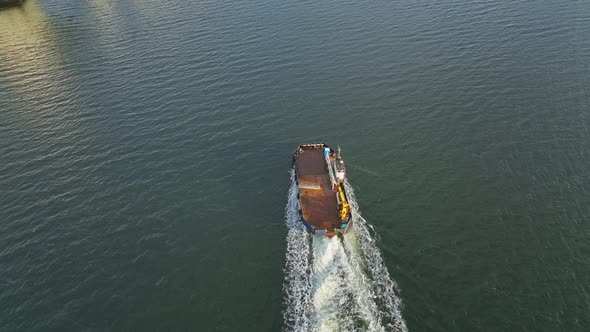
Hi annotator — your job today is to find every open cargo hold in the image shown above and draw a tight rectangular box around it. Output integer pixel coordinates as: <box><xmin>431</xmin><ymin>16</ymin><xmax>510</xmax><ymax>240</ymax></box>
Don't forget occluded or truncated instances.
<box><xmin>293</xmin><ymin>143</ymin><xmax>352</xmax><ymax>236</ymax></box>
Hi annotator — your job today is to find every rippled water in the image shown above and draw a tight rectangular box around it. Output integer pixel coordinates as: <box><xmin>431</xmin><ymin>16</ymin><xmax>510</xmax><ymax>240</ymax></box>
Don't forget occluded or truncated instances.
<box><xmin>1</xmin><ymin>0</ymin><xmax>589</xmax><ymax>331</ymax></box>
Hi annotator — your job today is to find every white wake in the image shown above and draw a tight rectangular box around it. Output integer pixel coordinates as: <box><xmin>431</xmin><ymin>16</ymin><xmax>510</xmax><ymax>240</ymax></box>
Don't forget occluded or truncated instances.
<box><xmin>283</xmin><ymin>170</ymin><xmax>408</xmax><ymax>332</ymax></box>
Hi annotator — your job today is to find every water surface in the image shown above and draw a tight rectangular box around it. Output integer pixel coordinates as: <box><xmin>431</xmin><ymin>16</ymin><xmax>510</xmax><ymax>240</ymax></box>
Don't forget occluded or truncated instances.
<box><xmin>1</xmin><ymin>0</ymin><xmax>589</xmax><ymax>331</ymax></box>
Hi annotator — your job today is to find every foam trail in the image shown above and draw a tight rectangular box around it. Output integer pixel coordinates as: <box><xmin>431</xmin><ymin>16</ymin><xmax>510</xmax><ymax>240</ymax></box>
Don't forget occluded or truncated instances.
<box><xmin>283</xmin><ymin>169</ymin><xmax>408</xmax><ymax>332</ymax></box>
<box><xmin>283</xmin><ymin>169</ymin><xmax>313</xmax><ymax>331</ymax></box>
<box><xmin>344</xmin><ymin>181</ymin><xmax>407</xmax><ymax>332</ymax></box>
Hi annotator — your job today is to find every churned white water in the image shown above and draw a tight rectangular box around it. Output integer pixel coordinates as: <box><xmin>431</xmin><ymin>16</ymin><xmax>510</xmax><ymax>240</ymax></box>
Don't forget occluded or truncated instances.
<box><xmin>283</xmin><ymin>170</ymin><xmax>407</xmax><ymax>332</ymax></box>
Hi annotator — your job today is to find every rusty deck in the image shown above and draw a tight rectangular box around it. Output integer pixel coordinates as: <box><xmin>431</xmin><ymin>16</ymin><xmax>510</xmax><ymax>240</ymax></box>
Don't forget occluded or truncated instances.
<box><xmin>294</xmin><ymin>146</ymin><xmax>341</xmax><ymax>234</ymax></box>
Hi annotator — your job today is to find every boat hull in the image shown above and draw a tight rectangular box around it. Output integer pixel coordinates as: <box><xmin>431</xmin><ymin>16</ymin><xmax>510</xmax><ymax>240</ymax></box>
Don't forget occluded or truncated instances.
<box><xmin>293</xmin><ymin>143</ymin><xmax>352</xmax><ymax>236</ymax></box>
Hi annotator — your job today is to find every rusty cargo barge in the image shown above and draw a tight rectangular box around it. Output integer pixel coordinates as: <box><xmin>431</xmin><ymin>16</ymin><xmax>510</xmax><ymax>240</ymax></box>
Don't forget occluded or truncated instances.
<box><xmin>293</xmin><ymin>143</ymin><xmax>352</xmax><ymax>236</ymax></box>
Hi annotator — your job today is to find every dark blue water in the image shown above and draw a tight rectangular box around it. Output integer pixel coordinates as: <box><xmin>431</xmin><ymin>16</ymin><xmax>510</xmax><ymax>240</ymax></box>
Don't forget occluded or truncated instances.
<box><xmin>1</xmin><ymin>0</ymin><xmax>589</xmax><ymax>331</ymax></box>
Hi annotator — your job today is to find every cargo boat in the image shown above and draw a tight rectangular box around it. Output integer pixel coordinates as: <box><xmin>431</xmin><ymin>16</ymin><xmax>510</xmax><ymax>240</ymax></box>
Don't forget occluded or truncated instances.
<box><xmin>293</xmin><ymin>143</ymin><xmax>352</xmax><ymax>236</ymax></box>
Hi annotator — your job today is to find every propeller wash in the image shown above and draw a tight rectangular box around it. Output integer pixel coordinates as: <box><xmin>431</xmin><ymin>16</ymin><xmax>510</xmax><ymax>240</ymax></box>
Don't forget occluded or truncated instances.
<box><xmin>283</xmin><ymin>169</ymin><xmax>408</xmax><ymax>332</ymax></box>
